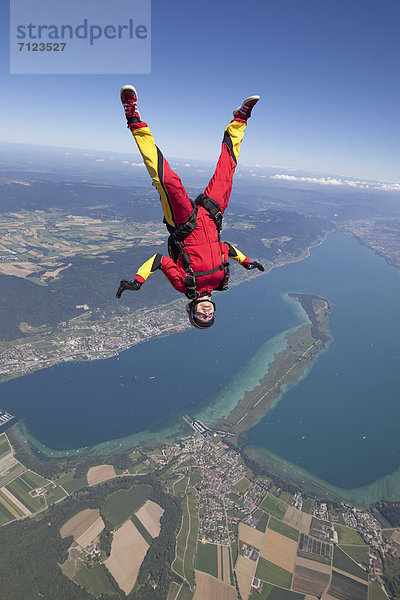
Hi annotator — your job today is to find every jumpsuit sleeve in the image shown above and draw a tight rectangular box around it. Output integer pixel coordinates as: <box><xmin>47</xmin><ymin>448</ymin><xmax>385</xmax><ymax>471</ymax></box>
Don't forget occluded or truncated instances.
<box><xmin>135</xmin><ymin>253</ymin><xmax>186</xmax><ymax>293</ymax></box>
<box><xmin>135</xmin><ymin>253</ymin><xmax>163</xmax><ymax>283</ymax></box>
<box><xmin>224</xmin><ymin>242</ymin><xmax>251</xmax><ymax>266</ymax></box>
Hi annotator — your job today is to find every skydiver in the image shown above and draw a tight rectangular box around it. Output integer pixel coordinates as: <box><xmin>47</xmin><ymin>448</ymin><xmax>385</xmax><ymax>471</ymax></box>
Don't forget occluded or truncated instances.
<box><xmin>116</xmin><ymin>85</ymin><xmax>265</xmax><ymax>329</ymax></box>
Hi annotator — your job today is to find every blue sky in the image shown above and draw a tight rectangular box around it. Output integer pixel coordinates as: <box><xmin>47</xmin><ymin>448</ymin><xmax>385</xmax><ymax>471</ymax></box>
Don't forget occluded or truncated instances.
<box><xmin>1</xmin><ymin>0</ymin><xmax>399</xmax><ymax>182</ymax></box>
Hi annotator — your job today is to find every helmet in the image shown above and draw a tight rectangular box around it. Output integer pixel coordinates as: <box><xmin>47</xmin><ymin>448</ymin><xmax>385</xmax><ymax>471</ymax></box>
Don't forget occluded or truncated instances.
<box><xmin>186</xmin><ymin>299</ymin><xmax>216</xmax><ymax>329</ymax></box>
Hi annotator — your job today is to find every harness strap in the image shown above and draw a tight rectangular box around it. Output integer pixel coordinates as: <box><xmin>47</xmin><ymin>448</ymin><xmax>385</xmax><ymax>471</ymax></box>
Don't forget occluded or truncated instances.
<box><xmin>166</xmin><ymin>194</ymin><xmax>228</xmax><ymax>298</ymax></box>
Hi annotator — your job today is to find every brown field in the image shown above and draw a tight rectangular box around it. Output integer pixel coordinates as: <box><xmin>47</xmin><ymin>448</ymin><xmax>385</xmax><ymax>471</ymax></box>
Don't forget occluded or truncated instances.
<box><xmin>295</xmin><ymin>556</ymin><xmax>331</xmax><ymax>574</ymax></box>
<box><xmin>284</xmin><ymin>505</ymin><xmax>312</xmax><ymax>533</ymax></box>
<box><xmin>105</xmin><ymin>519</ymin><xmax>149</xmax><ymax>595</ymax></box>
<box><xmin>135</xmin><ymin>499</ymin><xmax>164</xmax><ymax>538</ymax></box>
<box><xmin>292</xmin><ymin>564</ymin><xmax>331</xmax><ymax>597</ymax></box>
<box><xmin>217</xmin><ymin>544</ymin><xmax>222</xmax><ymax>579</ymax></box>
<box><xmin>260</xmin><ymin>529</ymin><xmax>298</xmax><ymax>572</ymax></box>
<box><xmin>87</xmin><ymin>464</ymin><xmax>116</xmax><ymax>486</ymax></box>
<box><xmin>60</xmin><ymin>508</ymin><xmax>100</xmax><ymax>540</ymax></box>
<box><xmin>0</xmin><ymin>263</ymin><xmax>36</xmax><ymax>277</ymax></box>
<box><xmin>43</xmin><ymin>263</ymin><xmax>72</xmax><ymax>278</ymax></box>
<box><xmin>193</xmin><ymin>570</ymin><xmax>236</xmax><ymax>600</ymax></box>
<box><xmin>238</xmin><ymin>522</ymin><xmax>265</xmax><ymax>549</ymax></box>
<box><xmin>392</xmin><ymin>529</ymin><xmax>400</xmax><ymax>544</ymax></box>
<box><xmin>235</xmin><ymin>555</ymin><xmax>256</xmax><ymax>600</ymax></box>
<box><xmin>222</xmin><ymin>545</ymin><xmax>230</xmax><ymax>584</ymax></box>
<box><xmin>76</xmin><ymin>516</ymin><xmax>105</xmax><ymax>548</ymax></box>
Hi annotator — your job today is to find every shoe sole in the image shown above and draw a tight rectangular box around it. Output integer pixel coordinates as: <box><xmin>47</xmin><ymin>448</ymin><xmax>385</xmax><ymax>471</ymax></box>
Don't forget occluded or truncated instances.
<box><xmin>233</xmin><ymin>95</ymin><xmax>260</xmax><ymax>116</ymax></box>
<box><xmin>120</xmin><ymin>85</ymin><xmax>138</xmax><ymax>102</ymax></box>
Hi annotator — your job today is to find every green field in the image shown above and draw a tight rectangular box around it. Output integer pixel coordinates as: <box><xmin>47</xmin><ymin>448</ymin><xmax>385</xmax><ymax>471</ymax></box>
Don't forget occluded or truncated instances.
<box><xmin>6</xmin><ymin>477</ymin><xmax>46</xmax><ymax>512</ymax></box>
<box><xmin>173</xmin><ymin>493</ymin><xmax>198</xmax><ymax>588</ymax></box>
<box><xmin>167</xmin><ymin>581</ymin><xmax>181</xmax><ymax>600</ymax></box>
<box><xmin>268</xmin><ymin>516</ymin><xmax>299</xmax><ymax>541</ymax></box>
<box><xmin>339</xmin><ymin>544</ymin><xmax>369</xmax><ymax>567</ymax></box>
<box><xmin>74</xmin><ymin>563</ymin><xmax>116</xmax><ymax>598</ymax></box>
<box><xmin>102</xmin><ymin>484</ymin><xmax>152</xmax><ymax>527</ymax></box>
<box><xmin>334</xmin><ymin>524</ymin><xmax>365</xmax><ymax>545</ymax></box>
<box><xmin>255</xmin><ymin>557</ymin><xmax>292</xmax><ymax>589</ymax></box>
<box><xmin>256</xmin><ymin>511</ymin><xmax>270</xmax><ymax>532</ymax></box>
<box><xmin>256</xmin><ymin>581</ymin><xmax>274</xmax><ymax>599</ymax></box>
<box><xmin>183</xmin><ymin>495</ymin><xmax>198</xmax><ymax>588</ymax></box>
<box><xmin>0</xmin><ymin>434</ymin><xmax>10</xmax><ymax>458</ymax></box>
<box><xmin>176</xmin><ymin>583</ymin><xmax>193</xmax><ymax>600</ymax></box>
<box><xmin>45</xmin><ymin>484</ymin><xmax>67</xmax><ymax>505</ymax></box>
<box><xmin>0</xmin><ymin>500</ymin><xmax>15</xmax><ymax>525</ymax></box>
<box><xmin>333</xmin><ymin>546</ymin><xmax>368</xmax><ymax>580</ymax></box>
<box><xmin>260</xmin><ymin>494</ymin><xmax>288</xmax><ymax>520</ymax></box>
<box><xmin>189</xmin><ymin>469</ymin><xmax>202</xmax><ymax>486</ymax></box>
<box><xmin>19</xmin><ymin>470</ymin><xmax>50</xmax><ymax>489</ymax></box>
<box><xmin>233</xmin><ymin>477</ymin><xmax>251</xmax><ymax>492</ymax></box>
<box><xmin>195</xmin><ymin>542</ymin><xmax>218</xmax><ymax>578</ymax></box>
<box><xmin>174</xmin><ymin>475</ymin><xmax>189</xmax><ymax>496</ymax></box>
<box><xmin>57</xmin><ymin>470</ymin><xmax>88</xmax><ymax>494</ymax></box>
<box><xmin>301</xmin><ymin>498</ymin><xmax>313</xmax><ymax>514</ymax></box>
<box><xmin>327</xmin><ymin>570</ymin><xmax>368</xmax><ymax>600</ymax></box>
<box><xmin>368</xmin><ymin>581</ymin><xmax>388</xmax><ymax>600</ymax></box>
<box><xmin>268</xmin><ymin>587</ymin><xmax>305</xmax><ymax>600</ymax></box>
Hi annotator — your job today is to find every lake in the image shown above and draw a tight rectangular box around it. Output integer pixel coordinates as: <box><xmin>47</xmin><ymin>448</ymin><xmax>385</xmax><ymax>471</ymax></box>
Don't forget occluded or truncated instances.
<box><xmin>2</xmin><ymin>233</ymin><xmax>400</xmax><ymax>503</ymax></box>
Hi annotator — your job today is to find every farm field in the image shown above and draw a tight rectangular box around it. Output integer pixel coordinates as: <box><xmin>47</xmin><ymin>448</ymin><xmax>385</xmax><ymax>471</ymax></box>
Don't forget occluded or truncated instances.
<box><xmin>174</xmin><ymin>475</ymin><xmax>189</xmax><ymax>495</ymax></box>
<box><xmin>269</xmin><ymin>516</ymin><xmax>299</xmax><ymax>541</ymax></box>
<box><xmin>326</xmin><ymin>570</ymin><xmax>368</xmax><ymax>600</ymax></box>
<box><xmin>261</xmin><ymin>528</ymin><xmax>298</xmax><ymax>573</ymax></box>
<box><xmin>196</xmin><ymin>544</ymin><xmax>218</xmax><ymax>579</ymax></box>
<box><xmin>292</xmin><ymin>562</ymin><xmax>330</xmax><ymax>597</ymax></box>
<box><xmin>0</xmin><ymin>434</ymin><xmax>10</xmax><ymax>458</ymax></box>
<box><xmin>334</xmin><ymin>524</ymin><xmax>365</xmax><ymax>545</ymax></box>
<box><xmin>5</xmin><ymin>476</ymin><xmax>46</xmax><ymax>512</ymax></box>
<box><xmin>60</xmin><ymin>508</ymin><xmax>102</xmax><ymax>542</ymax></box>
<box><xmin>339</xmin><ymin>544</ymin><xmax>369</xmax><ymax>567</ymax></box>
<box><xmin>233</xmin><ymin>477</ymin><xmax>251</xmax><ymax>492</ymax></box>
<box><xmin>105</xmin><ymin>519</ymin><xmax>149</xmax><ymax>595</ymax></box>
<box><xmin>135</xmin><ymin>499</ymin><xmax>164</xmax><ymax>538</ymax></box>
<box><xmin>333</xmin><ymin>546</ymin><xmax>368</xmax><ymax>581</ymax></box>
<box><xmin>193</xmin><ymin>571</ymin><xmax>236</xmax><ymax>600</ymax></box>
<box><xmin>0</xmin><ymin>211</ymin><xmax>166</xmax><ymax>283</ymax></box>
<box><xmin>256</xmin><ymin>511</ymin><xmax>270</xmax><ymax>532</ymax></box>
<box><xmin>73</xmin><ymin>563</ymin><xmax>115</xmax><ymax>597</ymax></box>
<box><xmin>260</xmin><ymin>494</ymin><xmax>288</xmax><ymax>520</ymax></box>
<box><xmin>255</xmin><ymin>557</ymin><xmax>293</xmax><ymax>589</ymax></box>
<box><xmin>263</xmin><ymin>587</ymin><xmax>305</xmax><ymax>599</ymax></box>
<box><xmin>86</xmin><ymin>464</ymin><xmax>116</xmax><ymax>486</ymax></box>
<box><xmin>235</xmin><ymin>553</ymin><xmax>256</xmax><ymax>600</ymax></box>
<box><xmin>173</xmin><ymin>492</ymin><xmax>198</xmax><ymax>588</ymax></box>
<box><xmin>167</xmin><ymin>581</ymin><xmax>182</xmax><ymax>600</ymax></box>
<box><xmin>239</xmin><ymin>522</ymin><xmax>265</xmax><ymax>549</ymax></box>
<box><xmin>0</xmin><ymin>489</ymin><xmax>25</xmax><ymax>521</ymax></box>
<box><xmin>301</xmin><ymin>498</ymin><xmax>313</xmax><ymax>514</ymax></box>
<box><xmin>368</xmin><ymin>581</ymin><xmax>388</xmax><ymax>600</ymax></box>
<box><xmin>102</xmin><ymin>483</ymin><xmax>152</xmax><ymax>527</ymax></box>
<box><xmin>284</xmin><ymin>506</ymin><xmax>312</xmax><ymax>534</ymax></box>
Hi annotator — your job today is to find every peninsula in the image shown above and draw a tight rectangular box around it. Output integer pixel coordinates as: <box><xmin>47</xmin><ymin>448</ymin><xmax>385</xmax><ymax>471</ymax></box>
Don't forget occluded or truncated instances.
<box><xmin>215</xmin><ymin>293</ymin><xmax>331</xmax><ymax>435</ymax></box>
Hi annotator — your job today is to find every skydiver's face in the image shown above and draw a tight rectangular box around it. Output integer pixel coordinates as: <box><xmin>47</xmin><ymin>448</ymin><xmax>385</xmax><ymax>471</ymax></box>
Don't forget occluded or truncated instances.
<box><xmin>194</xmin><ymin>300</ymin><xmax>215</xmax><ymax>323</ymax></box>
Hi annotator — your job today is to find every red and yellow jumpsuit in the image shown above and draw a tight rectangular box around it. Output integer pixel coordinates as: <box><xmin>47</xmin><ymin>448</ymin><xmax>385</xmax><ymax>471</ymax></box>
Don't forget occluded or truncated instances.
<box><xmin>129</xmin><ymin>116</ymin><xmax>251</xmax><ymax>295</ymax></box>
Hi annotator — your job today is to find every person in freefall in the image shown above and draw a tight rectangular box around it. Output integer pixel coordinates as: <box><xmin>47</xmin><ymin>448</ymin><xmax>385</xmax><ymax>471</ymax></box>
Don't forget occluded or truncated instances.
<box><xmin>116</xmin><ymin>85</ymin><xmax>264</xmax><ymax>329</ymax></box>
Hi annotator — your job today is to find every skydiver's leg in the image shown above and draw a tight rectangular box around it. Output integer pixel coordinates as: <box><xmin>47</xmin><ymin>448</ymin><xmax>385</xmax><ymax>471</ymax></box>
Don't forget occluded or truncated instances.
<box><xmin>204</xmin><ymin>96</ymin><xmax>259</xmax><ymax>213</ymax></box>
<box><xmin>121</xmin><ymin>86</ymin><xmax>193</xmax><ymax>227</ymax></box>
<box><xmin>204</xmin><ymin>119</ymin><xmax>246</xmax><ymax>214</ymax></box>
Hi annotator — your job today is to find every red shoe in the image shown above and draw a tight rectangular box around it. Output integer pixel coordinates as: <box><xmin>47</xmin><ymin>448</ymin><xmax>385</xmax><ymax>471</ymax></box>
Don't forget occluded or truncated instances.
<box><xmin>120</xmin><ymin>85</ymin><xmax>141</xmax><ymax>123</ymax></box>
<box><xmin>232</xmin><ymin>95</ymin><xmax>260</xmax><ymax>120</ymax></box>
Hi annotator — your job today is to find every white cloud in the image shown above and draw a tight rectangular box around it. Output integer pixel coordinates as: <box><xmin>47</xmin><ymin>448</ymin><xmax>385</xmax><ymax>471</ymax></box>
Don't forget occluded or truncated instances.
<box><xmin>270</xmin><ymin>173</ymin><xmax>400</xmax><ymax>192</ymax></box>
<box><xmin>95</xmin><ymin>159</ymin><xmax>105</xmax><ymax>162</ymax></box>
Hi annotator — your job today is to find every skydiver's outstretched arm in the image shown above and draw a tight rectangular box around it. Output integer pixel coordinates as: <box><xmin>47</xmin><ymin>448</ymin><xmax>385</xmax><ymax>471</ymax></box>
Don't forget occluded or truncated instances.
<box><xmin>225</xmin><ymin>242</ymin><xmax>265</xmax><ymax>271</ymax></box>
